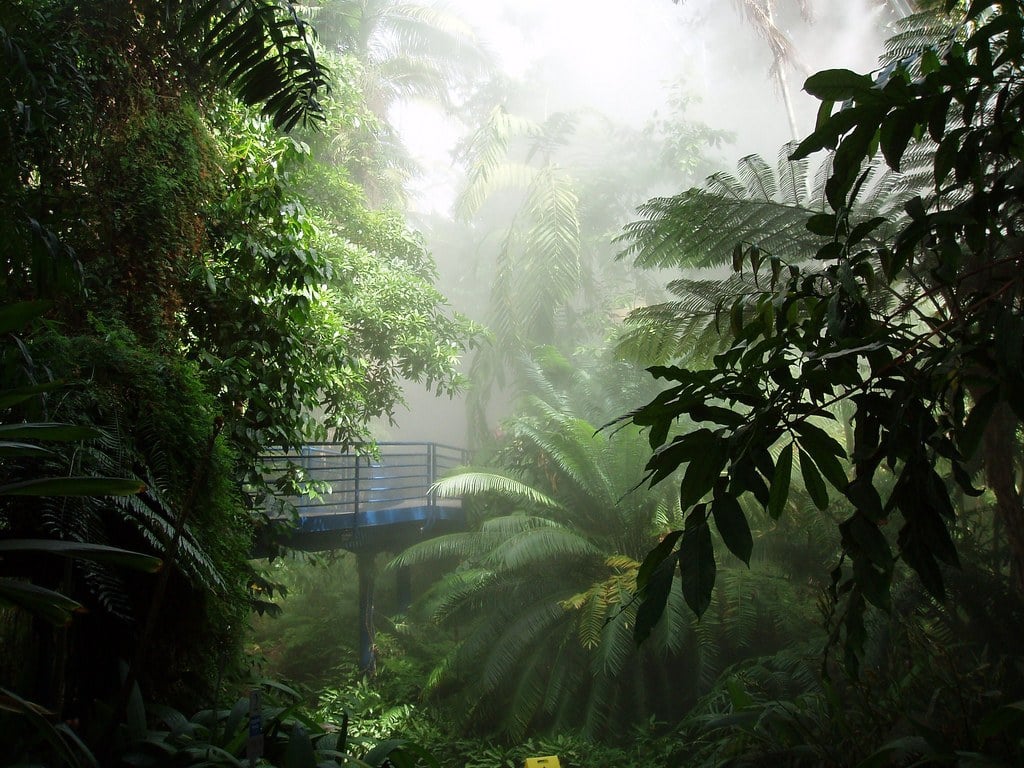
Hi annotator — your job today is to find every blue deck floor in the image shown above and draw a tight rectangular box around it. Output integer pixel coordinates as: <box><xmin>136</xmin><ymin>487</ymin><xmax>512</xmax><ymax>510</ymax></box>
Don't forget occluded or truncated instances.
<box><xmin>259</xmin><ymin>442</ymin><xmax>467</xmax><ymax>554</ymax></box>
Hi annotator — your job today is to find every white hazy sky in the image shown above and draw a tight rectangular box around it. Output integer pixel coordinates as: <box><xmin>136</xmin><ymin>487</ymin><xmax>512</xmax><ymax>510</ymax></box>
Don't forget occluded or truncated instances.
<box><xmin>393</xmin><ymin>0</ymin><xmax>892</xmax><ymax>215</ymax></box>
<box><xmin>388</xmin><ymin>0</ymin><xmax>895</xmax><ymax>442</ymax></box>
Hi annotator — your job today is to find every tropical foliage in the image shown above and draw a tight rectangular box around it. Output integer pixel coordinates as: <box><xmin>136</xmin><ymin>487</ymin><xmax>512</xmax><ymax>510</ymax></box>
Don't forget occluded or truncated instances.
<box><xmin>453</xmin><ymin>92</ymin><xmax>726</xmax><ymax>439</ymax></box>
<box><xmin>302</xmin><ymin>0</ymin><xmax>491</xmax><ymax>204</ymax></box>
<box><xmin>1</xmin><ymin>0</ymin><xmax>473</xmax><ymax>762</ymax></box>
<box><xmin>621</xmin><ymin>0</ymin><xmax>1024</xmax><ymax>680</ymax></box>
<box><xmin>390</xmin><ymin>350</ymin><xmax>820</xmax><ymax>740</ymax></box>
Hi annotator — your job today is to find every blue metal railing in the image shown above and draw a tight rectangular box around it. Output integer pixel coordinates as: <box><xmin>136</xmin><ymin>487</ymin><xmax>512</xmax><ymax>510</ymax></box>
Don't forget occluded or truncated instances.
<box><xmin>261</xmin><ymin>441</ymin><xmax>467</xmax><ymax>525</ymax></box>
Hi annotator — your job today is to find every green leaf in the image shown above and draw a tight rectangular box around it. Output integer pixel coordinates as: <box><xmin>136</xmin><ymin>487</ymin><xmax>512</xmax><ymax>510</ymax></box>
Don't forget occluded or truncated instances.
<box><xmin>0</xmin><ymin>423</ymin><xmax>100</xmax><ymax>441</ymax></box>
<box><xmin>846</xmin><ymin>475</ymin><xmax>884</xmax><ymax>520</ymax></box>
<box><xmin>803</xmin><ymin>69</ymin><xmax>875</xmax><ymax>101</ymax></box>
<box><xmin>0</xmin><ymin>382</ymin><xmax>62</xmax><ymax>410</ymax></box>
<box><xmin>725</xmin><ymin>678</ymin><xmax>754</xmax><ymax>710</ymax></box>
<box><xmin>0</xmin><ymin>540</ymin><xmax>161</xmax><ymax>573</ymax></box>
<box><xmin>0</xmin><ymin>301</ymin><xmax>51</xmax><ymax>335</ymax></box>
<box><xmin>690</xmin><ymin>404</ymin><xmax>745</xmax><ymax>428</ymax></box>
<box><xmin>634</xmin><ymin>534</ymin><xmax>681</xmax><ymax>645</ymax></box>
<box><xmin>767</xmin><ymin>442</ymin><xmax>793</xmax><ymax>520</ymax></box>
<box><xmin>679</xmin><ymin>509</ymin><xmax>716</xmax><ymax>617</ymax></box>
<box><xmin>959</xmin><ymin>388</ymin><xmax>999</xmax><ymax>461</ymax></box>
<box><xmin>847</xmin><ymin>217</ymin><xmax>886</xmax><ymax>247</ymax></box>
<box><xmin>879</xmin><ymin>110</ymin><xmax>918</xmax><ymax>171</ymax></box>
<box><xmin>285</xmin><ymin>723</ymin><xmax>317</xmax><ymax>768</ymax></box>
<box><xmin>798</xmin><ymin>447</ymin><xmax>829</xmax><ymax>510</ymax></box>
<box><xmin>0</xmin><ymin>686</ymin><xmax>97</xmax><ymax>767</ymax></box>
<box><xmin>977</xmin><ymin>701</ymin><xmax>1024</xmax><ymax>740</ymax></box>
<box><xmin>806</xmin><ymin>213</ymin><xmax>837</xmax><ymax>237</ymax></box>
<box><xmin>711</xmin><ymin>494</ymin><xmax>753</xmax><ymax>566</ymax></box>
<box><xmin>793</xmin><ymin>421</ymin><xmax>848</xmax><ymax>491</ymax></box>
<box><xmin>0</xmin><ymin>441</ymin><xmax>54</xmax><ymax>458</ymax></box>
<box><xmin>635</xmin><ymin>530</ymin><xmax>683</xmax><ymax>592</ymax></box>
<box><xmin>0</xmin><ymin>477</ymin><xmax>146</xmax><ymax>497</ymax></box>
<box><xmin>678</xmin><ymin>438</ymin><xmax>728</xmax><ymax>510</ymax></box>
<box><xmin>897</xmin><ymin>513</ymin><xmax>947</xmax><ymax>600</ymax></box>
<box><xmin>364</xmin><ymin>739</ymin><xmax>419</xmax><ymax>768</ymax></box>
<box><xmin>0</xmin><ymin>579</ymin><xmax>82</xmax><ymax>625</ymax></box>
<box><xmin>853</xmin><ymin>557</ymin><xmax>891</xmax><ymax>610</ymax></box>
<box><xmin>839</xmin><ymin>514</ymin><xmax>892</xmax><ymax>568</ymax></box>
<box><xmin>855</xmin><ymin>736</ymin><xmax>934</xmax><ymax>768</ymax></box>
<box><xmin>826</xmin><ymin>120</ymin><xmax>880</xmax><ymax>211</ymax></box>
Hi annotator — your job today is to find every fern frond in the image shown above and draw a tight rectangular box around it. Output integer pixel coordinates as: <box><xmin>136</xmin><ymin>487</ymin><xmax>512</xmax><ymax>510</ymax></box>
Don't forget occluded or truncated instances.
<box><xmin>386</xmin><ymin>531</ymin><xmax>489</xmax><ymax>568</ymax></box>
<box><xmin>486</xmin><ymin>526</ymin><xmax>602</xmax><ymax>572</ymax></box>
<box><xmin>736</xmin><ymin>154</ymin><xmax>777</xmax><ymax>201</ymax></box>
<box><xmin>431</xmin><ymin>471</ymin><xmax>562</xmax><ymax>509</ymax></box>
<box><xmin>477</xmin><ymin>599</ymin><xmax>567</xmax><ymax>696</ymax></box>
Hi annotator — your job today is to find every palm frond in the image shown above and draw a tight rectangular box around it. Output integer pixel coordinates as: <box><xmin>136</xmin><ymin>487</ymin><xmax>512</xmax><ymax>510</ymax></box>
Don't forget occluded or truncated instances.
<box><xmin>420</xmin><ymin>568</ymin><xmax>496</xmax><ymax>624</ymax></box>
<box><xmin>191</xmin><ymin>0</ymin><xmax>330</xmax><ymax>130</ymax></box>
<box><xmin>382</xmin><ymin>3</ymin><xmax>491</xmax><ymax>71</ymax></box>
<box><xmin>477</xmin><ymin>599</ymin><xmax>568</xmax><ymax>696</ymax></box>
<box><xmin>386</xmin><ymin>531</ymin><xmax>489</xmax><ymax>568</ymax></box>
<box><xmin>431</xmin><ymin>471</ymin><xmax>563</xmax><ymax>509</ymax></box>
<box><xmin>479</xmin><ymin>514</ymin><xmax>560</xmax><ymax>536</ymax></box>
<box><xmin>486</xmin><ymin>526</ymin><xmax>602</xmax><ymax>572</ymax></box>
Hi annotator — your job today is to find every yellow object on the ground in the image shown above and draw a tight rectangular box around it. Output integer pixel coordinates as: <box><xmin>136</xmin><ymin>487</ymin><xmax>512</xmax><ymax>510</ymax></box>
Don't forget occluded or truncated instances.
<box><xmin>524</xmin><ymin>758</ymin><xmax>561</xmax><ymax>768</ymax></box>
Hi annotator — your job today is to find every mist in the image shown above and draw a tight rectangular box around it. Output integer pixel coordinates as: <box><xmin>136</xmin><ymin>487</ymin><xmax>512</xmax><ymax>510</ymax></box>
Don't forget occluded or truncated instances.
<box><xmin>388</xmin><ymin>0</ymin><xmax>896</xmax><ymax>446</ymax></box>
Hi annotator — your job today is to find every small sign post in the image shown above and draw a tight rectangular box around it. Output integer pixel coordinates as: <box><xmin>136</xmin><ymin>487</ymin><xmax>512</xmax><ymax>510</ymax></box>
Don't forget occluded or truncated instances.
<box><xmin>247</xmin><ymin>690</ymin><xmax>264</xmax><ymax>768</ymax></box>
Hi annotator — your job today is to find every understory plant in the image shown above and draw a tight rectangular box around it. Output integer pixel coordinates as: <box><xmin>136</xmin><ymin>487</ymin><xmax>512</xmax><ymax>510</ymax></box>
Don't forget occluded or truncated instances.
<box><xmin>391</xmin><ymin>350</ymin><xmax>822</xmax><ymax>740</ymax></box>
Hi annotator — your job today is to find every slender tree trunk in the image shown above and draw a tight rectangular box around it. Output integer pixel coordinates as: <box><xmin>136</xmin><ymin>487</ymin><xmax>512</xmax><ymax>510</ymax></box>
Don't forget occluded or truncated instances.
<box><xmin>983</xmin><ymin>402</ymin><xmax>1024</xmax><ymax>594</ymax></box>
<box><xmin>764</xmin><ymin>0</ymin><xmax>800</xmax><ymax>141</ymax></box>
<box><xmin>358</xmin><ymin>553</ymin><xmax>377</xmax><ymax>676</ymax></box>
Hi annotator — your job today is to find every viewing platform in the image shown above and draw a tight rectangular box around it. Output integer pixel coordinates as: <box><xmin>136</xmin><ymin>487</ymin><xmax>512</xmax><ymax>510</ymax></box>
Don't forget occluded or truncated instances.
<box><xmin>260</xmin><ymin>442</ymin><xmax>468</xmax><ymax>554</ymax></box>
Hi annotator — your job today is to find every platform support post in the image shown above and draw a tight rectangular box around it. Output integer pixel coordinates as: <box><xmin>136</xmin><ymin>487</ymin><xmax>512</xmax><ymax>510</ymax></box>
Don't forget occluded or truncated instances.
<box><xmin>357</xmin><ymin>552</ymin><xmax>376</xmax><ymax>676</ymax></box>
<box><xmin>396</xmin><ymin>566</ymin><xmax>412</xmax><ymax>614</ymax></box>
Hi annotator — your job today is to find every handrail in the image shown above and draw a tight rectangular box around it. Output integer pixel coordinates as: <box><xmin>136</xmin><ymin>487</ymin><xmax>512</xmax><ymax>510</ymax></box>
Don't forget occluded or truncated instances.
<box><xmin>261</xmin><ymin>442</ymin><xmax>468</xmax><ymax>520</ymax></box>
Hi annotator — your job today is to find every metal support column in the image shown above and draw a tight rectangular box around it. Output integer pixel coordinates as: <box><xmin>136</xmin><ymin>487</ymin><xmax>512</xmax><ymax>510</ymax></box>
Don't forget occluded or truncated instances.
<box><xmin>357</xmin><ymin>552</ymin><xmax>376</xmax><ymax>676</ymax></box>
<box><xmin>396</xmin><ymin>566</ymin><xmax>412</xmax><ymax>614</ymax></box>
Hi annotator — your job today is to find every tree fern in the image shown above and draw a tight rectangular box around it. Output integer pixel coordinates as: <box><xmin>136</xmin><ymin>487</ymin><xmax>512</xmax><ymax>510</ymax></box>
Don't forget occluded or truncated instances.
<box><xmin>615</xmin><ymin>137</ymin><xmax>930</xmax><ymax>364</ymax></box>
<box><xmin>401</xmin><ymin>341</ymin><xmax>832</xmax><ymax>739</ymax></box>
<box><xmin>431</xmin><ymin>471</ymin><xmax>562</xmax><ymax>510</ymax></box>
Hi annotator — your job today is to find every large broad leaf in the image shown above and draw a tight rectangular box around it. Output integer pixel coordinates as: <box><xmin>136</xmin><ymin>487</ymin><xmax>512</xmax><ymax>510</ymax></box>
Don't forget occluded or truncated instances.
<box><xmin>802</xmin><ymin>68</ymin><xmax>875</xmax><ymax>101</ymax></box>
<box><xmin>633</xmin><ymin>530</ymin><xmax>683</xmax><ymax>645</ymax></box>
<box><xmin>793</xmin><ymin>420</ymin><xmax>848</xmax><ymax>491</ymax></box>
<box><xmin>0</xmin><ymin>477</ymin><xmax>146</xmax><ymax>497</ymax></box>
<box><xmin>0</xmin><ymin>540</ymin><xmax>161</xmax><ymax>572</ymax></box>
<box><xmin>767</xmin><ymin>442</ymin><xmax>793</xmax><ymax>519</ymax></box>
<box><xmin>679</xmin><ymin>508</ymin><xmax>716</xmax><ymax>617</ymax></box>
<box><xmin>798</xmin><ymin>447</ymin><xmax>829</xmax><ymax>510</ymax></box>
<box><xmin>0</xmin><ymin>441</ymin><xmax>54</xmax><ymax>458</ymax></box>
<box><xmin>0</xmin><ymin>579</ymin><xmax>83</xmax><ymax>626</ymax></box>
<box><xmin>678</xmin><ymin>434</ymin><xmax>729</xmax><ymax>509</ymax></box>
<box><xmin>0</xmin><ymin>382</ymin><xmax>62</xmax><ymax>410</ymax></box>
<box><xmin>0</xmin><ymin>423</ymin><xmax>100</xmax><ymax>441</ymax></box>
<box><xmin>712</xmin><ymin>494</ymin><xmax>753</xmax><ymax>566</ymax></box>
<box><xmin>0</xmin><ymin>301</ymin><xmax>51</xmax><ymax>335</ymax></box>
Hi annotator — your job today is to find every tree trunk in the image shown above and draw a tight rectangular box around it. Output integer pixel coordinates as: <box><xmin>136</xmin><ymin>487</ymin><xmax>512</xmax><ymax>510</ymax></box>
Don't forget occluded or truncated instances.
<box><xmin>983</xmin><ymin>402</ymin><xmax>1024</xmax><ymax>594</ymax></box>
<box><xmin>358</xmin><ymin>553</ymin><xmax>377</xmax><ymax>676</ymax></box>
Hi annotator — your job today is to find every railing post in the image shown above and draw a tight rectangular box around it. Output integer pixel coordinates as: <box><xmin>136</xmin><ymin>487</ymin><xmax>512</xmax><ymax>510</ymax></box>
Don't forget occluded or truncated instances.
<box><xmin>427</xmin><ymin>443</ymin><xmax>436</xmax><ymax>505</ymax></box>
<box><xmin>353</xmin><ymin>453</ymin><xmax>361</xmax><ymax>521</ymax></box>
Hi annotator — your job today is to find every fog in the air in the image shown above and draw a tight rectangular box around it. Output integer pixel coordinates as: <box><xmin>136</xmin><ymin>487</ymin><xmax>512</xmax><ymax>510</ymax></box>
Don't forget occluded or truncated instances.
<box><xmin>387</xmin><ymin>0</ymin><xmax>900</xmax><ymax>445</ymax></box>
